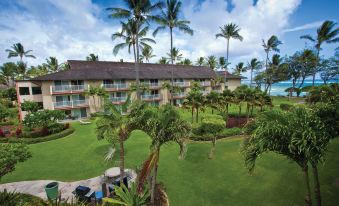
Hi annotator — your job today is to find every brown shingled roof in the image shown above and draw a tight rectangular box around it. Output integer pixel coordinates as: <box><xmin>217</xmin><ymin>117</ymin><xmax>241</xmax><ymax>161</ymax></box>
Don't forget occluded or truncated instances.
<box><xmin>216</xmin><ymin>71</ymin><xmax>245</xmax><ymax>79</ymax></box>
<box><xmin>32</xmin><ymin>60</ymin><xmax>216</xmax><ymax>81</ymax></box>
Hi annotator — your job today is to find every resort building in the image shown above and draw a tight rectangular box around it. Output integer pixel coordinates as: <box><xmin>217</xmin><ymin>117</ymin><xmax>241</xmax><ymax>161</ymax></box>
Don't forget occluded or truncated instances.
<box><xmin>16</xmin><ymin>60</ymin><xmax>243</xmax><ymax>120</ymax></box>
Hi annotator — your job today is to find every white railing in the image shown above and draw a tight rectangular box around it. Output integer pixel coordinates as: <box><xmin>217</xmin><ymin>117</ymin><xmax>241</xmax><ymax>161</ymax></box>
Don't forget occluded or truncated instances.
<box><xmin>142</xmin><ymin>82</ymin><xmax>160</xmax><ymax>88</ymax></box>
<box><xmin>51</xmin><ymin>85</ymin><xmax>85</xmax><ymax>93</ymax></box>
<box><xmin>172</xmin><ymin>92</ymin><xmax>187</xmax><ymax>98</ymax></box>
<box><xmin>202</xmin><ymin>91</ymin><xmax>210</xmax><ymax>95</ymax></box>
<box><xmin>200</xmin><ymin>81</ymin><xmax>211</xmax><ymax>86</ymax></box>
<box><xmin>53</xmin><ymin>100</ymin><xmax>88</xmax><ymax>108</ymax></box>
<box><xmin>214</xmin><ymin>90</ymin><xmax>223</xmax><ymax>94</ymax></box>
<box><xmin>111</xmin><ymin>97</ymin><xmax>127</xmax><ymax>103</ymax></box>
<box><xmin>103</xmin><ymin>83</ymin><xmax>128</xmax><ymax>90</ymax></box>
<box><xmin>141</xmin><ymin>94</ymin><xmax>161</xmax><ymax>100</ymax></box>
<box><xmin>173</xmin><ymin>82</ymin><xmax>190</xmax><ymax>87</ymax></box>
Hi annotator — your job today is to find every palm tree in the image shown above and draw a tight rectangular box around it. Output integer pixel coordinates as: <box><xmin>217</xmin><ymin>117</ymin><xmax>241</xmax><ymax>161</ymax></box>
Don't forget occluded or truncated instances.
<box><xmin>84</xmin><ymin>86</ymin><xmax>107</xmax><ymax>112</ymax></box>
<box><xmin>247</xmin><ymin>58</ymin><xmax>262</xmax><ymax>88</ymax></box>
<box><xmin>97</xmin><ymin>100</ymin><xmax>131</xmax><ymax>185</ymax></box>
<box><xmin>218</xmin><ymin>57</ymin><xmax>227</xmax><ymax>70</ymax></box>
<box><xmin>262</xmin><ymin>35</ymin><xmax>282</xmax><ymax>89</ymax></box>
<box><xmin>140</xmin><ymin>46</ymin><xmax>156</xmax><ymax>63</ymax></box>
<box><xmin>112</xmin><ymin>20</ymin><xmax>156</xmax><ymax>63</ymax></box>
<box><xmin>6</xmin><ymin>43</ymin><xmax>36</xmax><ymax>61</ymax></box>
<box><xmin>106</xmin><ymin>0</ymin><xmax>163</xmax><ymax>100</ymax></box>
<box><xmin>158</xmin><ymin>57</ymin><xmax>169</xmax><ymax>64</ymax></box>
<box><xmin>153</xmin><ymin>0</ymin><xmax>193</xmax><ymax>63</ymax></box>
<box><xmin>86</xmin><ymin>53</ymin><xmax>99</xmax><ymax>61</ymax></box>
<box><xmin>166</xmin><ymin>47</ymin><xmax>183</xmax><ymax>64</ymax></box>
<box><xmin>196</xmin><ymin>57</ymin><xmax>205</xmax><ymax>66</ymax></box>
<box><xmin>300</xmin><ymin>20</ymin><xmax>339</xmax><ymax>86</ymax></box>
<box><xmin>15</xmin><ymin>61</ymin><xmax>27</xmax><ymax>80</ymax></box>
<box><xmin>27</xmin><ymin>65</ymin><xmax>48</xmax><ymax>78</ymax></box>
<box><xmin>178</xmin><ymin>58</ymin><xmax>192</xmax><ymax>65</ymax></box>
<box><xmin>45</xmin><ymin>57</ymin><xmax>59</xmax><ymax>73</ymax></box>
<box><xmin>205</xmin><ymin>91</ymin><xmax>220</xmax><ymax>114</ymax></box>
<box><xmin>128</xmin><ymin>103</ymin><xmax>191</xmax><ymax>204</ymax></box>
<box><xmin>216</xmin><ymin>23</ymin><xmax>243</xmax><ymax>71</ymax></box>
<box><xmin>183</xmin><ymin>83</ymin><xmax>205</xmax><ymax>123</ymax></box>
<box><xmin>206</xmin><ymin>55</ymin><xmax>218</xmax><ymax>70</ymax></box>
<box><xmin>0</xmin><ymin>62</ymin><xmax>17</xmax><ymax>86</ymax></box>
<box><xmin>233</xmin><ymin>62</ymin><xmax>246</xmax><ymax>75</ymax></box>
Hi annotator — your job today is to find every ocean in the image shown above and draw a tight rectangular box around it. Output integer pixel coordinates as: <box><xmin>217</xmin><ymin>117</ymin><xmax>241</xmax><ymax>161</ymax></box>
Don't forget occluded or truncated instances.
<box><xmin>241</xmin><ymin>79</ymin><xmax>339</xmax><ymax>96</ymax></box>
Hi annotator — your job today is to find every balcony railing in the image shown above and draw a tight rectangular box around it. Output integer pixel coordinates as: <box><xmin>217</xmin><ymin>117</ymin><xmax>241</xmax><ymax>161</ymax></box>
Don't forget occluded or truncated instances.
<box><xmin>103</xmin><ymin>83</ymin><xmax>128</xmax><ymax>90</ymax></box>
<box><xmin>142</xmin><ymin>82</ymin><xmax>161</xmax><ymax>88</ymax></box>
<box><xmin>200</xmin><ymin>81</ymin><xmax>211</xmax><ymax>87</ymax></box>
<box><xmin>51</xmin><ymin>85</ymin><xmax>85</xmax><ymax>93</ymax></box>
<box><xmin>141</xmin><ymin>94</ymin><xmax>161</xmax><ymax>101</ymax></box>
<box><xmin>172</xmin><ymin>92</ymin><xmax>187</xmax><ymax>98</ymax></box>
<box><xmin>53</xmin><ymin>99</ymin><xmax>88</xmax><ymax>108</ymax></box>
<box><xmin>214</xmin><ymin>90</ymin><xmax>223</xmax><ymax>94</ymax></box>
<box><xmin>202</xmin><ymin>91</ymin><xmax>210</xmax><ymax>95</ymax></box>
<box><xmin>111</xmin><ymin>97</ymin><xmax>127</xmax><ymax>104</ymax></box>
<box><xmin>173</xmin><ymin>82</ymin><xmax>190</xmax><ymax>87</ymax></box>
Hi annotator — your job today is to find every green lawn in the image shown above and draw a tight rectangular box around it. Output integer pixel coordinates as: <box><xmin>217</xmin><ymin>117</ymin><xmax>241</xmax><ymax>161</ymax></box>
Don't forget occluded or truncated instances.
<box><xmin>1</xmin><ymin>117</ymin><xmax>338</xmax><ymax>205</ymax></box>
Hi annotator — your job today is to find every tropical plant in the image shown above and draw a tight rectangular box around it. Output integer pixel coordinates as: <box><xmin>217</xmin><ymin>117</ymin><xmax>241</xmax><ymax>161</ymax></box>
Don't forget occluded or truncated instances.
<box><xmin>158</xmin><ymin>57</ymin><xmax>169</xmax><ymax>64</ymax></box>
<box><xmin>262</xmin><ymin>35</ymin><xmax>282</xmax><ymax>89</ymax></box>
<box><xmin>0</xmin><ymin>62</ymin><xmax>17</xmax><ymax>86</ymax></box>
<box><xmin>300</xmin><ymin>20</ymin><xmax>339</xmax><ymax>86</ymax></box>
<box><xmin>107</xmin><ymin>0</ymin><xmax>162</xmax><ymax>100</ymax></box>
<box><xmin>196</xmin><ymin>57</ymin><xmax>205</xmax><ymax>66</ymax></box>
<box><xmin>265</xmin><ymin>54</ymin><xmax>289</xmax><ymax>94</ymax></box>
<box><xmin>0</xmin><ymin>144</ymin><xmax>31</xmax><ymax>179</ymax></box>
<box><xmin>15</xmin><ymin>61</ymin><xmax>28</xmax><ymax>80</ymax></box>
<box><xmin>216</xmin><ymin>23</ymin><xmax>243</xmax><ymax>70</ymax></box>
<box><xmin>128</xmin><ymin>103</ymin><xmax>191</xmax><ymax>204</ymax></box>
<box><xmin>205</xmin><ymin>91</ymin><xmax>220</xmax><ymax>114</ymax></box>
<box><xmin>183</xmin><ymin>82</ymin><xmax>205</xmax><ymax>123</ymax></box>
<box><xmin>319</xmin><ymin>57</ymin><xmax>338</xmax><ymax>84</ymax></box>
<box><xmin>27</xmin><ymin>64</ymin><xmax>49</xmax><ymax>78</ymax></box>
<box><xmin>218</xmin><ymin>56</ymin><xmax>228</xmax><ymax>70</ymax></box>
<box><xmin>178</xmin><ymin>58</ymin><xmax>192</xmax><ymax>65</ymax></box>
<box><xmin>86</xmin><ymin>53</ymin><xmax>99</xmax><ymax>61</ymax></box>
<box><xmin>247</xmin><ymin>58</ymin><xmax>262</xmax><ymax>88</ymax></box>
<box><xmin>206</xmin><ymin>55</ymin><xmax>218</xmax><ymax>70</ymax></box>
<box><xmin>84</xmin><ymin>86</ymin><xmax>107</xmax><ymax>112</ymax></box>
<box><xmin>45</xmin><ymin>57</ymin><xmax>59</xmax><ymax>73</ymax></box>
<box><xmin>5</xmin><ymin>43</ymin><xmax>36</xmax><ymax>61</ymax></box>
<box><xmin>104</xmin><ymin>183</ymin><xmax>149</xmax><ymax>206</ymax></box>
<box><xmin>166</xmin><ymin>47</ymin><xmax>183</xmax><ymax>63</ymax></box>
<box><xmin>23</xmin><ymin>110</ymin><xmax>65</xmax><ymax>131</ymax></box>
<box><xmin>21</xmin><ymin>101</ymin><xmax>40</xmax><ymax>113</ymax></box>
<box><xmin>96</xmin><ymin>98</ymin><xmax>131</xmax><ymax>185</ymax></box>
<box><xmin>140</xmin><ymin>46</ymin><xmax>156</xmax><ymax>63</ymax></box>
<box><xmin>233</xmin><ymin>62</ymin><xmax>246</xmax><ymax>75</ymax></box>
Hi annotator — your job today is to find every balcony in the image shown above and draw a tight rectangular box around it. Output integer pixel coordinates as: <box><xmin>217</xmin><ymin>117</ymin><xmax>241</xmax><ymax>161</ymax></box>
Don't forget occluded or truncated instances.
<box><xmin>51</xmin><ymin>85</ymin><xmax>85</xmax><ymax>94</ymax></box>
<box><xmin>172</xmin><ymin>92</ymin><xmax>187</xmax><ymax>99</ymax></box>
<box><xmin>53</xmin><ymin>100</ymin><xmax>88</xmax><ymax>109</ymax></box>
<box><xmin>141</xmin><ymin>94</ymin><xmax>162</xmax><ymax>101</ymax></box>
<box><xmin>103</xmin><ymin>83</ymin><xmax>129</xmax><ymax>91</ymax></box>
<box><xmin>142</xmin><ymin>82</ymin><xmax>161</xmax><ymax>89</ymax></box>
<box><xmin>111</xmin><ymin>97</ymin><xmax>127</xmax><ymax>104</ymax></box>
<box><xmin>200</xmin><ymin>81</ymin><xmax>211</xmax><ymax>87</ymax></box>
<box><xmin>173</xmin><ymin>82</ymin><xmax>190</xmax><ymax>87</ymax></box>
<box><xmin>214</xmin><ymin>90</ymin><xmax>223</xmax><ymax>94</ymax></box>
<box><xmin>202</xmin><ymin>91</ymin><xmax>210</xmax><ymax>96</ymax></box>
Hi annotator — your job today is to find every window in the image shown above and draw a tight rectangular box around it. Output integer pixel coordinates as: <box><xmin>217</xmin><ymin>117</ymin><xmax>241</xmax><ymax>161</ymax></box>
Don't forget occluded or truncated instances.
<box><xmin>71</xmin><ymin>80</ymin><xmax>84</xmax><ymax>85</ymax></box>
<box><xmin>32</xmin><ymin>87</ymin><xmax>42</xmax><ymax>95</ymax></box>
<box><xmin>103</xmin><ymin>80</ymin><xmax>113</xmax><ymax>85</ymax></box>
<box><xmin>19</xmin><ymin>87</ymin><xmax>30</xmax><ymax>95</ymax></box>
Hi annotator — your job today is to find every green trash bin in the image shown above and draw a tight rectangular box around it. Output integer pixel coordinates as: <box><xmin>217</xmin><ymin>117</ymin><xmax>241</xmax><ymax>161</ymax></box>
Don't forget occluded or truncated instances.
<box><xmin>45</xmin><ymin>182</ymin><xmax>59</xmax><ymax>200</ymax></box>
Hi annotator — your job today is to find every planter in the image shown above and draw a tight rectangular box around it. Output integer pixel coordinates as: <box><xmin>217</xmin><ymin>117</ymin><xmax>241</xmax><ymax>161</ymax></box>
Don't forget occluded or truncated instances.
<box><xmin>45</xmin><ymin>182</ymin><xmax>59</xmax><ymax>200</ymax></box>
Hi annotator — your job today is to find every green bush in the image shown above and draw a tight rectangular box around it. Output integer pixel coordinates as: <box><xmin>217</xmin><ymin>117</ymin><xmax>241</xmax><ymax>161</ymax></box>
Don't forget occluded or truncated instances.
<box><xmin>280</xmin><ymin>103</ymin><xmax>293</xmax><ymax>111</ymax></box>
<box><xmin>47</xmin><ymin>122</ymin><xmax>65</xmax><ymax>134</ymax></box>
<box><xmin>0</xmin><ymin>127</ymin><xmax>74</xmax><ymax>144</ymax></box>
<box><xmin>190</xmin><ymin>127</ymin><xmax>242</xmax><ymax>141</ymax></box>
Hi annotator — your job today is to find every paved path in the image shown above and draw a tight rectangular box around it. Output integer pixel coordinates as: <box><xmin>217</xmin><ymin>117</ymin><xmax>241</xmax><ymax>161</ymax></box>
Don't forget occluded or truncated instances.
<box><xmin>0</xmin><ymin>168</ymin><xmax>136</xmax><ymax>201</ymax></box>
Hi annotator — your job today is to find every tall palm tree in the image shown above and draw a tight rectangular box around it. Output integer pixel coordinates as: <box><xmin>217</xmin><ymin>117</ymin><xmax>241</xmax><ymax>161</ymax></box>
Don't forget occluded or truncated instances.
<box><xmin>183</xmin><ymin>83</ymin><xmax>205</xmax><ymax>123</ymax></box>
<box><xmin>0</xmin><ymin>62</ymin><xmax>17</xmax><ymax>86</ymax></box>
<box><xmin>6</xmin><ymin>43</ymin><xmax>36</xmax><ymax>61</ymax></box>
<box><xmin>262</xmin><ymin>35</ymin><xmax>282</xmax><ymax>89</ymax></box>
<box><xmin>216</xmin><ymin>23</ymin><xmax>243</xmax><ymax>72</ymax></box>
<box><xmin>218</xmin><ymin>56</ymin><xmax>227</xmax><ymax>70</ymax></box>
<box><xmin>166</xmin><ymin>47</ymin><xmax>183</xmax><ymax>64</ymax></box>
<box><xmin>45</xmin><ymin>57</ymin><xmax>59</xmax><ymax>73</ymax></box>
<box><xmin>247</xmin><ymin>58</ymin><xmax>262</xmax><ymax>88</ymax></box>
<box><xmin>205</xmin><ymin>91</ymin><xmax>220</xmax><ymax>114</ymax></box>
<box><xmin>140</xmin><ymin>46</ymin><xmax>156</xmax><ymax>63</ymax></box>
<box><xmin>153</xmin><ymin>0</ymin><xmax>193</xmax><ymax>64</ymax></box>
<box><xmin>206</xmin><ymin>55</ymin><xmax>218</xmax><ymax>70</ymax></box>
<box><xmin>106</xmin><ymin>0</ymin><xmax>163</xmax><ymax>100</ymax></box>
<box><xmin>233</xmin><ymin>62</ymin><xmax>246</xmax><ymax>75</ymax></box>
<box><xmin>15</xmin><ymin>61</ymin><xmax>27</xmax><ymax>80</ymax></box>
<box><xmin>300</xmin><ymin>20</ymin><xmax>339</xmax><ymax>86</ymax></box>
<box><xmin>86</xmin><ymin>53</ymin><xmax>99</xmax><ymax>61</ymax></box>
<box><xmin>196</xmin><ymin>57</ymin><xmax>205</xmax><ymax>66</ymax></box>
<box><xmin>128</xmin><ymin>103</ymin><xmax>191</xmax><ymax>204</ymax></box>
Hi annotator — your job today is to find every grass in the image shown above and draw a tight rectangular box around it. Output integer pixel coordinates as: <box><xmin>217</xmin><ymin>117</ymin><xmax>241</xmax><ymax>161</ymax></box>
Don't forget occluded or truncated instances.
<box><xmin>1</xmin><ymin>115</ymin><xmax>339</xmax><ymax>205</ymax></box>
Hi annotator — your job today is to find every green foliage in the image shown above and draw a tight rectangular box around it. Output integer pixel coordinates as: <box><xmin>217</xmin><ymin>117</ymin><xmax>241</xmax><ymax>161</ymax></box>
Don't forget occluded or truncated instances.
<box><xmin>0</xmin><ymin>87</ymin><xmax>17</xmax><ymax>101</ymax></box>
<box><xmin>23</xmin><ymin>110</ymin><xmax>66</xmax><ymax>130</ymax></box>
<box><xmin>307</xmin><ymin>83</ymin><xmax>339</xmax><ymax>104</ymax></box>
<box><xmin>104</xmin><ymin>183</ymin><xmax>149</xmax><ymax>206</ymax></box>
<box><xmin>0</xmin><ymin>144</ymin><xmax>31</xmax><ymax>178</ymax></box>
<box><xmin>0</xmin><ymin>128</ymin><xmax>74</xmax><ymax>144</ymax></box>
<box><xmin>311</xmin><ymin>102</ymin><xmax>339</xmax><ymax>138</ymax></box>
<box><xmin>190</xmin><ymin>127</ymin><xmax>242</xmax><ymax>141</ymax></box>
<box><xmin>279</xmin><ymin>103</ymin><xmax>293</xmax><ymax>111</ymax></box>
<box><xmin>0</xmin><ymin>103</ymin><xmax>10</xmax><ymax>122</ymax></box>
<box><xmin>0</xmin><ymin>190</ymin><xmax>45</xmax><ymax>206</ymax></box>
<box><xmin>21</xmin><ymin>101</ymin><xmax>40</xmax><ymax>113</ymax></box>
<box><xmin>47</xmin><ymin>122</ymin><xmax>66</xmax><ymax>134</ymax></box>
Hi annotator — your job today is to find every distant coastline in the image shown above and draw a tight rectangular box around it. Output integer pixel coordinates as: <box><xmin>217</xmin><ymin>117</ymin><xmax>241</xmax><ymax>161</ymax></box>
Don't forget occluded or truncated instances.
<box><xmin>242</xmin><ymin>79</ymin><xmax>339</xmax><ymax>96</ymax></box>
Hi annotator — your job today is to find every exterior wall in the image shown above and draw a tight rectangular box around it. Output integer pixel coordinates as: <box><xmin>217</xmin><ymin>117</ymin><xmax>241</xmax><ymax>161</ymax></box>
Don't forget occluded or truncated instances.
<box><xmin>16</xmin><ymin>81</ymin><xmax>43</xmax><ymax>120</ymax></box>
<box><xmin>16</xmin><ymin>77</ymin><xmax>241</xmax><ymax>121</ymax></box>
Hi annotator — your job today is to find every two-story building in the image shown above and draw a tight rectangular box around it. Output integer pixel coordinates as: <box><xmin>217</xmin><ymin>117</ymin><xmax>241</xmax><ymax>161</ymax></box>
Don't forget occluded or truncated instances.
<box><xmin>16</xmin><ymin>60</ymin><xmax>242</xmax><ymax>120</ymax></box>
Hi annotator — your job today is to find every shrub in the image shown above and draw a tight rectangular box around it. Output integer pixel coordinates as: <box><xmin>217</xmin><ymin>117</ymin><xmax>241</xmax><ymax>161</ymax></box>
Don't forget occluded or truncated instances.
<box><xmin>280</xmin><ymin>103</ymin><xmax>293</xmax><ymax>111</ymax></box>
<box><xmin>190</xmin><ymin>127</ymin><xmax>242</xmax><ymax>141</ymax></box>
<box><xmin>21</xmin><ymin>101</ymin><xmax>40</xmax><ymax>113</ymax></box>
<box><xmin>23</xmin><ymin>110</ymin><xmax>66</xmax><ymax>130</ymax></box>
<box><xmin>15</xmin><ymin>127</ymin><xmax>22</xmax><ymax>137</ymax></box>
<box><xmin>64</xmin><ymin>123</ymin><xmax>70</xmax><ymax>129</ymax></box>
<box><xmin>0</xmin><ymin>129</ymin><xmax>4</xmax><ymax>137</ymax></box>
<box><xmin>47</xmin><ymin>122</ymin><xmax>65</xmax><ymax>134</ymax></box>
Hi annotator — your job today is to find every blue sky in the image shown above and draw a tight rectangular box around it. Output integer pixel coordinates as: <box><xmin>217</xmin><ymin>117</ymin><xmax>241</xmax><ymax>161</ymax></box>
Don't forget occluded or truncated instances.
<box><xmin>0</xmin><ymin>0</ymin><xmax>338</xmax><ymax>78</ymax></box>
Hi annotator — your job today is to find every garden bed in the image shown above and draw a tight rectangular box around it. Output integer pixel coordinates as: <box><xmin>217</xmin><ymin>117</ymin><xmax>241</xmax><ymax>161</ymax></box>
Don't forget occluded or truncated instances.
<box><xmin>0</xmin><ymin>127</ymin><xmax>75</xmax><ymax>144</ymax></box>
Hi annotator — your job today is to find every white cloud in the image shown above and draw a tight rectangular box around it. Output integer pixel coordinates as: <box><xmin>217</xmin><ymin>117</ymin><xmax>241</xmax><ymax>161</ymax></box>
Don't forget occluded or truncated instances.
<box><xmin>0</xmin><ymin>0</ymin><xmax>303</xmax><ymax>78</ymax></box>
<box><xmin>283</xmin><ymin>21</ymin><xmax>323</xmax><ymax>33</ymax></box>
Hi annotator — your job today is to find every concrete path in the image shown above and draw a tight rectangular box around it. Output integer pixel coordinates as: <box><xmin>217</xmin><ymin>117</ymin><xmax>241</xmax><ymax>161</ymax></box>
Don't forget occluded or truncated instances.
<box><xmin>0</xmin><ymin>168</ymin><xmax>136</xmax><ymax>201</ymax></box>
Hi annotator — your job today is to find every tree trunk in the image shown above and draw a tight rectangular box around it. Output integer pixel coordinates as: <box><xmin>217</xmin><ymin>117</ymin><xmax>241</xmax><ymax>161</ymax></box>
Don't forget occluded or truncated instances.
<box><xmin>191</xmin><ymin>107</ymin><xmax>194</xmax><ymax>123</ymax></box>
<box><xmin>151</xmin><ymin>148</ymin><xmax>160</xmax><ymax>204</ymax></box>
<box><xmin>226</xmin><ymin>103</ymin><xmax>229</xmax><ymax>115</ymax></box>
<box><xmin>313</xmin><ymin>48</ymin><xmax>320</xmax><ymax>87</ymax></box>
<box><xmin>264</xmin><ymin>51</ymin><xmax>269</xmax><ymax>90</ymax></box>
<box><xmin>302</xmin><ymin>165</ymin><xmax>312</xmax><ymax>206</ymax></box>
<box><xmin>238</xmin><ymin>104</ymin><xmax>241</xmax><ymax>126</ymax></box>
<box><xmin>119</xmin><ymin>133</ymin><xmax>125</xmax><ymax>186</ymax></box>
<box><xmin>135</xmin><ymin>22</ymin><xmax>141</xmax><ymax>100</ymax></box>
<box><xmin>209</xmin><ymin>136</ymin><xmax>216</xmax><ymax>159</ymax></box>
<box><xmin>170</xmin><ymin>27</ymin><xmax>174</xmax><ymax>105</ymax></box>
<box><xmin>196</xmin><ymin>107</ymin><xmax>199</xmax><ymax>123</ymax></box>
<box><xmin>312</xmin><ymin>164</ymin><xmax>322</xmax><ymax>206</ymax></box>
<box><xmin>250</xmin><ymin>69</ymin><xmax>253</xmax><ymax>88</ymax></box>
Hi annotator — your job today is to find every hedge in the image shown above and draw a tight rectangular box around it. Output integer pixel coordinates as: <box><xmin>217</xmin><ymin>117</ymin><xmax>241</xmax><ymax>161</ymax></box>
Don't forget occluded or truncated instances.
<box><xmin>0</xmin><ymin>127</ymin><xmax>75</xmax><ymax>144</ymax></box>
<box><xmin>190</xmin><ymin>127</ymin><xmax>243</xmax><ymax>141</ymax></box>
